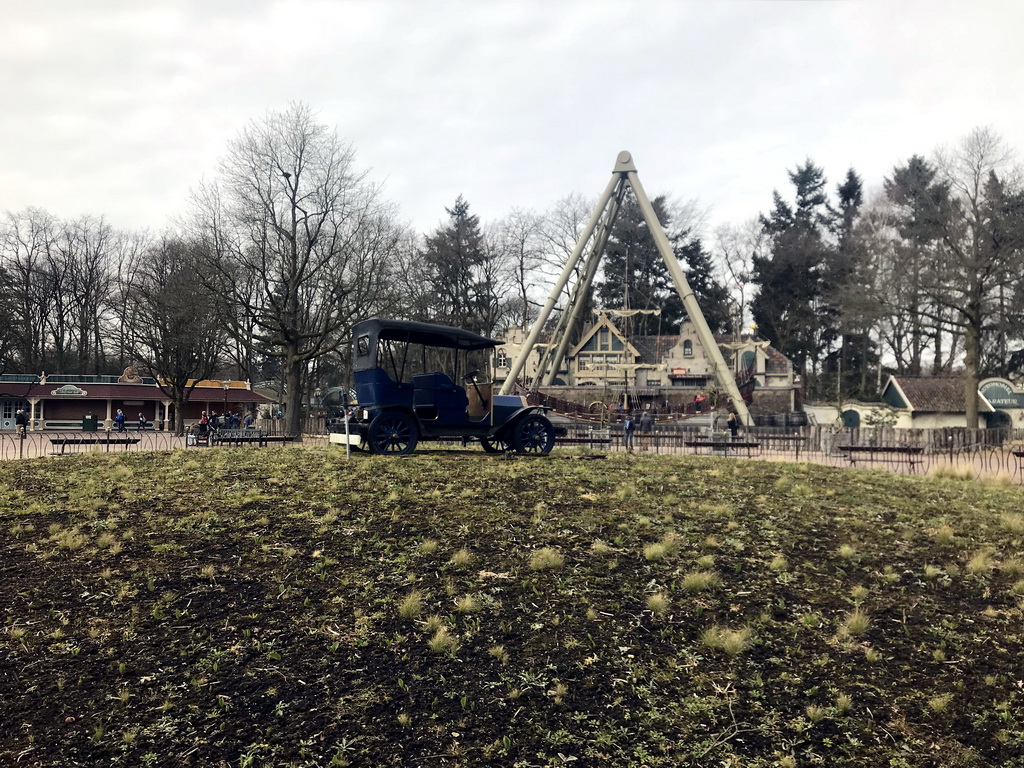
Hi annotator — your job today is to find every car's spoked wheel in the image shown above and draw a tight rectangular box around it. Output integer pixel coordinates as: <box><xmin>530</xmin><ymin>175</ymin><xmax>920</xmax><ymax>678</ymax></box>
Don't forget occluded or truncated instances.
<box><xmin>481</xmin><ymin>437</ymin><xmax>511</xmax><ymax>454</ymax></box>
<box><xmin>368</xmin><ymin>412</ymin><xmax>418</xmax><ymax>455</ymax></box>
<box><xmin>513</xmin><ymin>415</ymin><xmax>555</xmax><ymax>455</ymax></box>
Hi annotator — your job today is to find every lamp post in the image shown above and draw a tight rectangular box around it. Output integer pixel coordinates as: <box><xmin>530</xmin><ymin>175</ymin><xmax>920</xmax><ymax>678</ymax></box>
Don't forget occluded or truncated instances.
<box><xmin>222</xmin><ymin>379</ymin><xmax>230</xmax><ymax>421</ymax></box>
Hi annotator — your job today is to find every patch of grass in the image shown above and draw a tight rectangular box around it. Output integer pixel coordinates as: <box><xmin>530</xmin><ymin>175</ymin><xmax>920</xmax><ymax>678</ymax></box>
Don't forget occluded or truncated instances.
<box><xmin>966</xmin><ymin>549</ymin><xmax>994</xmax><ymax>576</ymax></box>
<box><xmin>4</xmin><ymin>447</ymin><xmax>1024</xmax><ymax>766</ymax></box>
<box><xmin>932</xmin><ymin>525</ymin><xmax>956</xmax><ymax>546</ymax></box>
<box><xmin>700</xmin><ymin>625</ymin><xmax>753</xmax><ymax>657</ymax></box>
<box><xmin>680</xmin><ymin>570</ymin><xmax>719</xmax><ymax>593</ymax></box>
<box><xmin>645</xmin><ymin>592</ymin><xmax>671</xmax><ymax>616</ymax></box>
<box><xmin>839</xmin><ymin>608</ymin><xmax>871</xmax><ymax>638</ymax></box>
<box><xmin>418</xmin><ymin>539</ymin><xmax>439</xmax><ymax>555</ymax></box>
<box><xmin>399</xmin><ymin>590</ymin><xmax>424</xmax><ymax>620</ymax></box>
<box><xmin>427</xmin><ymin>627</ymin><xmax>457</xmax><ymax>655</ymax></box>
<box><xmin>529</xmin><ymin>547</ymin><xmax>564</xmax><ymax>571</ymax></box>
<box><xmin>455</xmin><ymin>595</ymin><xmax>480</xmax><ymax>613</ymax></box>
<box><xmin>835</xmin><ymin>692</ymin><xmax>853</xmax><ymax>715</ymax></box>
<box><xmin>590</xmin><ymin>539</ymin><xmax>614</xmax><ymax>556</ymax></box>
<box><xmin>450</xmin><ymin>548</ymin><xmax>473</xmax><ymax>568</ymax></box>
<box><xmin>999</xmin><ymin>512</ymin><xmax>1024</xmax><ymax>535</ymax></box>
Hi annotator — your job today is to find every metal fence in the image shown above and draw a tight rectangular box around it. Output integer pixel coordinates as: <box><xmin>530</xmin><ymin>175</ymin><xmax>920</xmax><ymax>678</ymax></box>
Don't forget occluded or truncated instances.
<box><xmin>0</xmin><ymin>429</ymin><xmax>328</xmax><ymax>460</ymax></box>
<box><xmin>4</xmin><ymin>424</ymin><xmax>1022</xmax><ymax>484</ymax></box>
<box><xmin>554</xmin><ymin>423</ymin><xmax>1024</xmax><ymax>482</ymax></box>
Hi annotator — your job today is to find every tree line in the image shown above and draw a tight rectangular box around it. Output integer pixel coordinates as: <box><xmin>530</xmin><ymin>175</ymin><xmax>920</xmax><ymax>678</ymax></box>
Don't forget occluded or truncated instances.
<box><xmin>1</xmin><ymin>104</ymin><xmax>1021</xmax><ymax>431</ymax></box>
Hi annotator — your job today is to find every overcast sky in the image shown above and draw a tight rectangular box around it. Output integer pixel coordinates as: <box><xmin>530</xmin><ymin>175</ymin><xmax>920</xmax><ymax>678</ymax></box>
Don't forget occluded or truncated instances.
<box><xmin>3</xmin><ymin>0</ymin><xmax>1023</xmax><ymax>238</ymax></box>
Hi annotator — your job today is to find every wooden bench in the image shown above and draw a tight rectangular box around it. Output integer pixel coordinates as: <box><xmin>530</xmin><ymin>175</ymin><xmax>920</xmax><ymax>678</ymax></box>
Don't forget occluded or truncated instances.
<box><xmin>49</xmin><ymin>435</ymin><xmax>141</xmax><ymax>455</ymax></box>
<box><xmin>839</xmin><ymin>445</ymin><xmax>924</xmax><ymax>470</ymax></box>
<box><xmin>684</xmin><ymin>440</ymin><xmax>761</xmax><ymax>457</ymax></box>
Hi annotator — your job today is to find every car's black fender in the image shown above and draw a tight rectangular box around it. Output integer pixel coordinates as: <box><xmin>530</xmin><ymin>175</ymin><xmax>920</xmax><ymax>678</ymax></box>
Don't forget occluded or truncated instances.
<box><xmin>489</xmin><ymin>407</ymin><xmax>557</xmax><ymax>455</ymax></box>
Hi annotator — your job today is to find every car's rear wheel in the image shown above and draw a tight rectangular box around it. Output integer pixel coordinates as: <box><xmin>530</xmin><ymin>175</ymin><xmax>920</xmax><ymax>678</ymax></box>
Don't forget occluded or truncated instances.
<box><xmin>481</xmin><ymin>436</ymin><xmax>510</xmax><ymax>454</ymax></box>
<box><xmin>512</xmin><ymin>415</ymin><xmax>555</xmax><ymax>455</ymax></box>
<box><xmin>368</xmin><ymin>411</ymin><xmax>418</xmax><ymax>455</ymax></box>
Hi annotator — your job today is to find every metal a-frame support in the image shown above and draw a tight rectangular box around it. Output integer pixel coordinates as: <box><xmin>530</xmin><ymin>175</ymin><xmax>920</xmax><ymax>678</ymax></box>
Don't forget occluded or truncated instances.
<box><xmin>498</xmin><ymin>151</ymin><xmax>751</xmax><ymax>426</ymax></box>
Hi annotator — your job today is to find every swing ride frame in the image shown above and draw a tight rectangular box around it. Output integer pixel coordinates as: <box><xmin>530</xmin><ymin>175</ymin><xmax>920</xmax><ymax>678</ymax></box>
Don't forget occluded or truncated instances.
<box><xmin>498</xmin><ymin>151</ymin><xmax>752</xmax><ymax>426</ymax></box>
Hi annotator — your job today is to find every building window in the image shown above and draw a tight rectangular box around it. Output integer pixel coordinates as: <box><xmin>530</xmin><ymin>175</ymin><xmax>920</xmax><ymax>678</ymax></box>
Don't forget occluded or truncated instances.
<box><xmin>495</xmin><ymin>350</ymin><xmax>509</xmax><ymax>368</ymax></box>
<box><xmin>683</xmin><ymin>340</ymin><xmax>693</xmax><ymax>357</ymax></box>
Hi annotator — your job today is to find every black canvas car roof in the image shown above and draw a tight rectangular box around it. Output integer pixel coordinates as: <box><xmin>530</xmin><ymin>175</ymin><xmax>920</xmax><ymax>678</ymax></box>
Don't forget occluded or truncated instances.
<box><xmin>352</xmin><ymin>318</ymin><xmax>500</xmax><ymax>351</ymax></box>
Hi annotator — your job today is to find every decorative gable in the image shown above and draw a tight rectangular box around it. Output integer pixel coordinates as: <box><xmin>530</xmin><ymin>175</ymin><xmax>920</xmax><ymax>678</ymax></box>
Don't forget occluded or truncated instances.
<box><xmin>570</xmin><ymin>314</ymin><xmax>639</xmax><ymax>359</ymax></box>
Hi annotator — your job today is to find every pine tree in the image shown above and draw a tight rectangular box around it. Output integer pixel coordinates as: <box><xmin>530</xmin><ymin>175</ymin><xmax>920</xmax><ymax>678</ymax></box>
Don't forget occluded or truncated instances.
<box><xmin>420</xmin><ymin>196</ymin><xmax>495</xmax><ymax>334</ymax></box>
<box><xmin>752</xmin><ymin>160</ymin><xmax>832</xmax><ymax>393</ymax></box>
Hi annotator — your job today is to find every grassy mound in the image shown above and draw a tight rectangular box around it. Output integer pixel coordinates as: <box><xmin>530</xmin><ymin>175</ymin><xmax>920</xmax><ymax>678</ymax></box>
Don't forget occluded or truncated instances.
<box><xmin>1</xmin><ymin>448</ymin><xmax>1023</xmax><ymax>767</ymax></box>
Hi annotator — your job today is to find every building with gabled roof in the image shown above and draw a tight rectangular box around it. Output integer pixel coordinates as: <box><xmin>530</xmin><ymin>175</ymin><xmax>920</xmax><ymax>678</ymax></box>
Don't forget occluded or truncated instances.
<box><xmin>880</xmin><ymin>376</ymin><xmax>994</xmax><ymax>428</ymax></box>
<box><xmin>493</xmin><ymin>312</ymin><xmax>797</xmax><ymax>413</ymax></box>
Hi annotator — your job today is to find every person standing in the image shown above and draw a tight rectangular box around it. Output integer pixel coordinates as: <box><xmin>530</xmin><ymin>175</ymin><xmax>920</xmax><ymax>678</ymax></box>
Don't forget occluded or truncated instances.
<box><xmin>727</xmin><ymin>410</ymin><xmax>740</xmax><ymax>440</ymax></box>
<box><xmin>114</xmin><ymin>409</ymin><xmax>126</xmax><ymax>433</ymax></box>
<box><xmin>639</xmin><ymin>409</ymin><xmax>654</xmax><ymax>451</ymax></box>
<box><xmin>623</xmin><ymin>409</ymin><xmax>636</xmax><ymax>453</ymax></box>
<box><xmin>15</xmin><ymin>408</ymin><xmax>27</xmax><ymax>438</ymax></box>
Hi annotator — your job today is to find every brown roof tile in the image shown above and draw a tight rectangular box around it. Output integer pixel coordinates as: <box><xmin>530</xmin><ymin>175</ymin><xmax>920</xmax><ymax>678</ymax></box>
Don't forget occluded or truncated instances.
<box><xmin>892</xmin><ymin>376</ymin><xmax>993</xmax><ymax>413</ymax></box>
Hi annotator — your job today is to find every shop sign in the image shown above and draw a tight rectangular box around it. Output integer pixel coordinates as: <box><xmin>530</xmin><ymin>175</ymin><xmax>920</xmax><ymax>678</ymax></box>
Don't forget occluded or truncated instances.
<box><xmin>980</xmin><ymin>380</ymin><xmax>1024</xmax><ymax>409</ymax></box>
<box><xmin>51</xmin><ymin>385</ymin><xmax>88</xmax><ymax>396</ymax></box>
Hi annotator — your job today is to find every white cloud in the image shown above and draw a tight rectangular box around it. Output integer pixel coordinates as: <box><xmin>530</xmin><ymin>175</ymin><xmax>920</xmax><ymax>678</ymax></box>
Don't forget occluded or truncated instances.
<box><xmin>0</xmin><ymin>0</ymin><xmax>1022</xmax><ymax>235</ymax></box>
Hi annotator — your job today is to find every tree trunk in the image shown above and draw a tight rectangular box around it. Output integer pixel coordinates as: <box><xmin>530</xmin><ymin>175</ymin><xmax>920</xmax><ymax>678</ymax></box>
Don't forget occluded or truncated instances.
<box><xmin>964</xmin><ymin>323</ymin><xmax>980</xmax><ymax>427</ymax></box>
<box><xmin>285</xmin><ymin>350</ymin><xmax>303</xmax><ymax>435</ymax></box>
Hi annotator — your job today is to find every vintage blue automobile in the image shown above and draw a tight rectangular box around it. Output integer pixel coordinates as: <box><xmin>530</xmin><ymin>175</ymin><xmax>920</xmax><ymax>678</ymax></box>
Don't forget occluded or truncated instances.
<box><xmin>336</xmin><ymin>318</ymin><xmax>555</xmax><ymax>456</ymax></box>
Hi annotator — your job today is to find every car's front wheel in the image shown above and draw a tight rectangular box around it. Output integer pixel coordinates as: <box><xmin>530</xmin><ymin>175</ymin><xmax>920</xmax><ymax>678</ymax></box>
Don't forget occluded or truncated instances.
<box><xmin>512</xmin><ymin>415</ymin><xmax>555</xmax><ymax>455</ymax></box>
<box><xmin>368</xmin><ymin>411</ymin><xmax>418</xmax><ymax>455</ymax></box>
<box><xmin>481</xmin><ymin>436</ymin><xmax>511</xmax><ymax>454</ymax></box>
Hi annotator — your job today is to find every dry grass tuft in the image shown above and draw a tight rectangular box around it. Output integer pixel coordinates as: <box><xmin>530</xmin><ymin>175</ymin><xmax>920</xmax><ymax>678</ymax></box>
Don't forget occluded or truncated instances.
<box><xmin>529</xmin><ymin>547</ymin><xmax>565</xmax><ymax>571</ymax></box>
<box><xmin>839</xmin><ymin>608</ymin><xmax>870</xmax><ymax>638</ymax></box>
<box><xmin>701</xmin><ymin>625</ymin><xmax>753</xmax><ymax>657</ymax></box>
<box><xmin>450</xmin><ymin>548</ymin><xmax>473</xmax><ymax>568</ymax></box>
<box><xmin>680</xmin><ymin>570</ymin><xmax>720</xmax><ymax>593</ymax></box>
<box><xmin>399</xmin><ymin>590</ymin><xmax>424</xmax><ymax>620</ymax></box>
<box><xmin>646</xmin><ymin>592</ymin><xmax>671</xmax><ymax>616</ymax></box>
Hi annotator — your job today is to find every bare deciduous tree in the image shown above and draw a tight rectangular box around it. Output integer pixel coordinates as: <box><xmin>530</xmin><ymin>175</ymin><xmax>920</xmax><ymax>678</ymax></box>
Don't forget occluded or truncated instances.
<box><xmin>191</xmin><ymin>103</ymin><xmax>404</xmax><ymax>434</ymax></box>
<box><xmin>130</xmin><ymin>237</ymin><xmax>225</xmax><ymax>434</ymax></box>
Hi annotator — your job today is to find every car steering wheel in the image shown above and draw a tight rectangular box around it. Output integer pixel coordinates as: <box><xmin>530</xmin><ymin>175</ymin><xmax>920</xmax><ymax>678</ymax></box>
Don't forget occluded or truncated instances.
<box><xmin>463</xmin><ymin>370</ymin><xmax>480</xmax><ymax>382</ymax></box>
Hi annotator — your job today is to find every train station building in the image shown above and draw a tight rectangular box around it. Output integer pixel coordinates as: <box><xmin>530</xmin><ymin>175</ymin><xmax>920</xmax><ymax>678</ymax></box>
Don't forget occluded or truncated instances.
<box><xmin>0</xmin><ymin>368</ymin><xmax>271</xmax><ymax>431</ymax></box>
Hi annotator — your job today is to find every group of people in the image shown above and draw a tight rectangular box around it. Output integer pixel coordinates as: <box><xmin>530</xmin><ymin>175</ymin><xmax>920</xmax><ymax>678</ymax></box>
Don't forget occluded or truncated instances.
<box><xmin>196</xmin><ymin>409</ymin><xmax>256</xmax><ymax>435</ymax></box>
<box><xmin>622</xmin><ymin>408</ymin><xmax>656</xmax><ymax>453</ymax></box>
<box><xmin>623</xmin><ymin>403</ymin><xmax>742</xmax><ymax>453</ymax></box>
<box><xmin>113</xmin><ymin>409</ymin><xmax>151</xmax><ymax>432</ymax></box>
